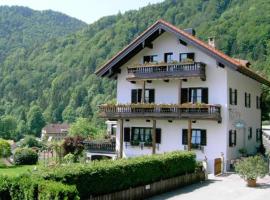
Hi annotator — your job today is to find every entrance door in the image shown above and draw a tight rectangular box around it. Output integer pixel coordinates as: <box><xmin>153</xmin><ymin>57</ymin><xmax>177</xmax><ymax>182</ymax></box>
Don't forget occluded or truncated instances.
<box><xmin>214</xmin><ymin>158</ymin><xmax>222</xmax><ymax>175</ymax></box>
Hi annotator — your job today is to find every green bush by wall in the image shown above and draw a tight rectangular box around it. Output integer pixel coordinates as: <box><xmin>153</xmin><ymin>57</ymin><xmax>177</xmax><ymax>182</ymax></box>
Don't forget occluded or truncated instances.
<box><xmin>13</xmin><ymin>148</ymin><xmax>38</xmax><ymax>165</ymax></box>
<box><xmin>0</xmin><ymin>175</ymin><xmax>79</xmax><ymax>200</ymax></box>
<box><xmin>39</xmin><ymin>151</ymin><xmax>196</xmax><ymax>199</ymax></box>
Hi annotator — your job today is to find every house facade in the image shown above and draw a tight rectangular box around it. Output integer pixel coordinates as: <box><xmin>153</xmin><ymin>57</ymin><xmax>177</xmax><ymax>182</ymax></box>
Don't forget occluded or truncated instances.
<box><xmin>41</xmin><ymin>123</ymin><xmax>69</xmax><ymax>141</ymax></box>
<box><xmin>95</xmin><ymin>20</ymin><xmax>269</xmax><ymax>173</ymax></box>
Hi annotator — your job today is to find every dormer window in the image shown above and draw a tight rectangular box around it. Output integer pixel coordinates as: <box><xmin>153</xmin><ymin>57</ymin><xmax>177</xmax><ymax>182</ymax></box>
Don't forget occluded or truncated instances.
<box><xmin>143</xmin><ymin>55</ymin><xmax>158</xmax><ymax>63</ymax></box>
<box><xmin>179</xmin><ymin>53</ymin><xmax>194</xmax><ymax>62</ymax></box>
<box><xmin>164</xmin><ymin>52</ymin><xmax>173</xmax><ymax>63</ymax></box>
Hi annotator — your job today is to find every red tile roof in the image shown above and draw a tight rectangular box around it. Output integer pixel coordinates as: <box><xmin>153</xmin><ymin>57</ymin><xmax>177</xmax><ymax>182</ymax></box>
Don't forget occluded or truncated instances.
<box><xmin>95</xmin><ymin>19</ymin><xmax>270</xmax><ymax>86</ymax></box>
<box><xmin>42</xmin><ymin>123</ymin><xmax>69</xmax><ymax>134</ymax></box>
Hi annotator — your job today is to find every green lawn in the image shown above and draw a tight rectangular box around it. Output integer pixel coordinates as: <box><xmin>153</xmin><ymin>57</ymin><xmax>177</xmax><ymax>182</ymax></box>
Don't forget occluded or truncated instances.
<box><xmin>0</xmin><ymin>165</ymin><xmax>38</xmax><ymax>177</ymax></box>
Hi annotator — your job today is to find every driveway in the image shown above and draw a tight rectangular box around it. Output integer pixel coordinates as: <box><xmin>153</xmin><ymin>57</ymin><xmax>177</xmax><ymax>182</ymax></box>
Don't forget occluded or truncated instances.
<box><xmin>148</xmin><ymin>173</ymin><xmax>270</xmax><ymax>200</ymax></box>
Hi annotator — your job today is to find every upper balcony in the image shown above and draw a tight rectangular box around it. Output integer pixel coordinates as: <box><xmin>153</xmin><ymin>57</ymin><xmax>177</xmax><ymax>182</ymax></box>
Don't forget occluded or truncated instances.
<box><xmin>126</xmin><ymin>62</ymin><xmax>206</xmax><ymax>82</ymax></box>
<box><xmin>99</xmin><ymin>103</ymin><xmax>221</xmax><ymax>122</ymax></box>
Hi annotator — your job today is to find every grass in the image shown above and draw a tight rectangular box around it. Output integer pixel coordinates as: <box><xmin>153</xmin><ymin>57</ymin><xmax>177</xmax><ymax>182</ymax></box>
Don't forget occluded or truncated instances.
<box><xmin>0</xmin><ymin>165</ymin><xmax>38</xmax><ymax>177</ymax></box>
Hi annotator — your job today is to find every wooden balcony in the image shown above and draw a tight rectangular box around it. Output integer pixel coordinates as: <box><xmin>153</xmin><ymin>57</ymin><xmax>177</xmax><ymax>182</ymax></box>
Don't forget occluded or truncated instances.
<box><xmin>99</xmin><ymin>103</ymin><xmax>221</xmax><ymax>122</ymax></box>
<box><xmin>83</xmin><ymin>140</ymin><xmax>116</xmax><ymax>154</ymax></box>
<box><xmin>126</xmin><ymin>62</ymin><xmax>206</xmax><ymax>81</ymax></box>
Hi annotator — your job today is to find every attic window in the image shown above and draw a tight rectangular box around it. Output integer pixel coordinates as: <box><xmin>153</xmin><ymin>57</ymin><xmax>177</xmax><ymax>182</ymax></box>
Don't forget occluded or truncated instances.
<box><xmin>217</xmin><ymin>62</ymin><xmax>225</xmax><ymax>68</ymax></box>
<box><xmin>179</xmin><ymin>39</ymin><xmax>187</xmax><ymax>46</ymax></box>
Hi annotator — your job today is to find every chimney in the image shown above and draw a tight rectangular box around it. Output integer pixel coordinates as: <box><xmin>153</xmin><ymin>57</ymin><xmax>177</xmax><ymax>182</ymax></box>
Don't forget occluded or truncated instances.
<box><xmin>208</xmin><ymin>37</ymin><xmax>216</xmax><ymax>48</ymax></box>
<box><xmin>184</xmin><ymin>28</ymin><xmax>196</xmax><ymax>36</ymax></box>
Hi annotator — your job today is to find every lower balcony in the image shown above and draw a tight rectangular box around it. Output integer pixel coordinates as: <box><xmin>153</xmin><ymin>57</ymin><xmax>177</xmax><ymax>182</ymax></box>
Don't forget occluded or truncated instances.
<box><xmin>99</xmin><ymin>103</ymin><xmax>221</xmax><ymax>122</ymax></box>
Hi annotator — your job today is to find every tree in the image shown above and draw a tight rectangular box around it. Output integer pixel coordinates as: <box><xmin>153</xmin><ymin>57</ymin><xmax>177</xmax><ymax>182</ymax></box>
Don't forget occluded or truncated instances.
<box><xmin>69</xmin><ymin>118</ymin><xmax>99</xmax><ymax>138</ymax></box>
<box><xmin>0</xmin><ymin>139</ymin><xmax>11</xmax><ymax>158</ymax></box>
<box><xmin>0</xmin><ymin>115</ymin><xmax>17</xmax><ymax>140</ymax></box>
<box><xmin>62</xmin><ymin>136</ymin><xmax>84</xmax><ymax>161</ymax></box>
<box><xmin>27</xmin><ymin>105</ymin><xmax>46</xmax><ymax>137</ymax></box>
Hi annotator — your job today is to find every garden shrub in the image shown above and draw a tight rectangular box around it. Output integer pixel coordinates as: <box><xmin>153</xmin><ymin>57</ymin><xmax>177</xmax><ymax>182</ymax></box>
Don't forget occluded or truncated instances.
<box><xmin>13</xmin><ymin>148</ymin><xmax>38</xmax><ymax>165</ymax></box>
<box><xmin>0</xmin><ymin>175</ymin><xmax>79</xmax><ymax>200</ymax></box>
<box><xmin>38</xmin><ymin>151</ymin><xmax>197</xmax><ymax>199</ymax></box>
<box><xmin>0</xmin><ymin>139</ymin><xmax>11</xmax><ymax>158</ymax></box>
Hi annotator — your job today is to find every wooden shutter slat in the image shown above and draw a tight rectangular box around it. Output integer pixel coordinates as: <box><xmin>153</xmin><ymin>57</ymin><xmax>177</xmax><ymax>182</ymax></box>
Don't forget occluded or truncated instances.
<box><xmin>182</xmin><ymin>129</ymin><xmax>188</xmax><ymax>145</ymax></box>
<box><xmin>245</xmin><ymin>92</ymin><xmax>247</xmax><ymax>107</ymax></box>
<box><xmin>181</xmin><ymin>88</ymin><xmax>188</xmax><ymax>103</ymax></box>
<box><xmin>156</xmin><ymin>128</ymin><xmax>161</xmax><ymax>144</ymax></box>
<box><xmin>229</xmin><ymin>130</ymin><xmax>232</xmax><ymax>147</ymax></box>
<box><xmin>138</xmin><ymin>89</ymin><xmax>142</xmax><ymax>103</ymax></box>
<box><xmin>131</xmin><ymin>90</ymin><xmax>137</xmax><ymax>103</ymax></box>
<box><xmin>200</xmin><ymin>130</ymin><xmax>207</xmax><ymax>146</ymax></box>
<box><xmin>149</xmin><ymin>89</ymin><xmax>155</xmax><ymax>103</ymax></box>
<box><xmin>229</xmin><ymin>88</ymin><xmax>232</xmax><ymax>105</ymax></box>
<box><xmin>234</xmin><ymin>130</ymin><xmax>237</xmax><ymax>145</ymax></box>
<box><xmin>234</xmin><ymin>89</ymin><xmax>237</xmax><ymax>105</ymax></box>
<box><xmin>124</xmin><ymin>127</ymin><xmax>130</xmax><ymax>142</ymax></box>
<box><xmin>202</xmin><ymin>88</ymin><xmax>208</xmax><ymax>104</ymax></box>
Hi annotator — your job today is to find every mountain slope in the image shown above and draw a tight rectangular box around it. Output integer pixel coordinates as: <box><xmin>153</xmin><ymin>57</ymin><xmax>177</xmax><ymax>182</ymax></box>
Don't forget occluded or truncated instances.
<box><xmin>0</xmin><ymin>6</ymin><xmax>87</xmax><ymax>62</ymax></box>
<box><xmin>0</xmin><ymin>0</ymin><xmax>270</xmax><ymax>139</ymax></box>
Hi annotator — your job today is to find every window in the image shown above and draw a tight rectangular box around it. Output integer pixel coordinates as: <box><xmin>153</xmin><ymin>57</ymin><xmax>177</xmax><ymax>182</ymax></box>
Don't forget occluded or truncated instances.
<box><xmin>229</xmin><ymin>130</ymin><xmax>237</xmax><ymax>147</ymax></box>
<box><xmin>143</xmin><ymin>55</ymin><xmax>158</xmax><ymax>63</ymax></box>
<box><xmin>130</xmin><ymin>127</ymin><xmax>161</xmax><ymax>145</ymax></box>
<box><xmin>229</xmin><ymin>88</ymin><xmax>237</xmax><ymax>105</ymax></box>
<box><xmin>245</xmin><ymin>92</ymin><xmax>251</xmax><ymax>108</ymax></box>
<box><xmin>256</xmin><ymin>96</ymin><xmax>261</xmax><ymax>109</ymax></box>
<box><xmin>248</xmin><ymin>127</ymin><xmax>252</xmax><ymax>140</ymax></box>
<box><xmin>181</xmin><ymin>88</ymin><xmax>208</xmax><ymax>104</ymax></box>
<box><xmin>256</xmin><ymin>128</ymin><xmax>261</xmax><ymax>142</ymax></box>
<box><xmin>179</xmin><ymin>53</ymin><xmax>194</xmax><ymax>62</ymax></box>
<box><xmin>182</xmin><ymin>129</ymin><xmax>207</xmax><ymax>148</ymax></box>
<box><xmin>164</xmin><ymin>52</ymin><xmax>173</xmax><ymax>63</ymax></box>
<box><xmin>131</xmin><ymin>89</ymin><xmax>155</xmax><ymax>103</ymax></box>
<box><xmin>111</xmin><ymin>124</ymin><xmax>116</xmax><ymax>136</ymax></box>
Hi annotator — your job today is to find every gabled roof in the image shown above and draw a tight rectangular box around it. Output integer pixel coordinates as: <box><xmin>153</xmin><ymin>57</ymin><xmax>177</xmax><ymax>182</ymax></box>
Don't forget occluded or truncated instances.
<box><xmin>95</xmin><ymin>19</ymin><xmax>270</xmax><ymax>86</ymax></box>
<box><xmin>42</xmin><ymin>123</ymin><xmax>69</xmax><ymax>134</ymax></box>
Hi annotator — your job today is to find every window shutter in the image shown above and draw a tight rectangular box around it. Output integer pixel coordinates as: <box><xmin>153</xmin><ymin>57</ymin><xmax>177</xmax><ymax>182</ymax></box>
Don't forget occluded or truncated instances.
<box><xmin>234</xmin><ymin>130</ymin><xmax>237</xmax><ymax>145</ymax></box>
<box><xmin>229</xmin><ymin>88</ymin><xmax>232</xmax><ymax>105</ymax></box>
<box><xmin>245</xmin><ymin>92</ymin><xmax>247</xmax><ymax>107</ymax></box>
<box><xmin>156</xmin><ymin>128</ymin><xmax>161</xmax><ymax>144</ymax></box>
<box><xmin>187</xmin><ymin>53</ymin><xmax>195</xmax><ymax>61</ymax></box>
<box><xmin>131</xmin><ymin>90</ymin><xmax>137</xmax><ymax>103</ymax></box>
<box><xmin>182</xmin><ymin>129</ymin><xmax>188</xmax><ymax>145</ymax></box>
<box><xmin>249</xmin><ymin>94</ymin><xmax>251</xmax><ymax>107</ymax></box>
<box><xmin>200</xmin><ymin>130</ymin><xmax>207</xmax><ymax>146</ymax></box>
<box><xmin>234</xmin><ymin>89</ymin><xmax>237</xmax><ymax>105</ymax></box>
<box><xmin>149</xmin><ymin>89</ymin><xmax>155</xmax><ymax>103</ymax></box>
<box><xmin>138</xmin><ymin>89</ymin><xmax>142</xmax><ymax>103</ymax></box>
<box><xmin>229</xmin><ymin>130</ymin><xmax>232</xmax><ymax>147</ymax></box>
<box><xmin>202</xmin><ymin>88</ymin><xmax>208</xmax><ymax>104</ymax></box>
<box><xmin>124</xmin><ymin>128</ymin><xmax>130</xmax><ymax>142</ymax></box>
<box><xmin>181</xmin><ymin>88</ymin><xmax>188</xmax><ymax>103</ymax></box>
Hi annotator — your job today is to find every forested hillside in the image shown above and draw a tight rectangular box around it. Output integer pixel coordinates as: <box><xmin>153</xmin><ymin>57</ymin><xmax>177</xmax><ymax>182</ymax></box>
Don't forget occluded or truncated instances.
<box><xmin>0</xmin><ymin>0</ymin><xmax>270</xmax><ymax>140</ymax></box>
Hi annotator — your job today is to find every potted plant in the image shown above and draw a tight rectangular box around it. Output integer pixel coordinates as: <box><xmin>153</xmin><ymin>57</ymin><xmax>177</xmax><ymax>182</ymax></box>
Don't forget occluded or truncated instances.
<box><xmin>235</xmin><ymin>155</ymin><xmax>268</xmax><ymax>187</ymax></box>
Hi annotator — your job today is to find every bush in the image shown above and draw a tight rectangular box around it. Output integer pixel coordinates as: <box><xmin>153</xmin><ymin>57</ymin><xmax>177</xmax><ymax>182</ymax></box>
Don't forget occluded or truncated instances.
<box><xmin>0</xmin><ymin>175</ymin><xmax>79</xmax><ymax>200</ymax></box>
<box><xmin>38</xmin><ymin>151</ymin><xmax>196</xmax><ymax>199</ymax></box>
<box><xmin>235</xmin><ymin>155</ymin><xmax>268</xmax><ymax>180</ymax></box>
<box><xmin>21</xmin><ymin>135</ymin><xmax>43</xmax><ymax>148</ymax></box>
<box><xmin>0</xmin><ymin>139</ymin><xmax>11</xmax><ymax>158</ymax></box>
<box><xmin>14</xmin><ymin>148</ymin><xmax>38</xmax><ymax>165</ymax></box>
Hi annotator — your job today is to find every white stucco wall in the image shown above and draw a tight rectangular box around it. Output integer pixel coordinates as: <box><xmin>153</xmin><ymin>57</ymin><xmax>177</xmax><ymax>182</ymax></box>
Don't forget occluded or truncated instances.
<box><xmin>226</xmin><ymin>67</ymin><xmax>262</xmax><ymax>162</ymax></box>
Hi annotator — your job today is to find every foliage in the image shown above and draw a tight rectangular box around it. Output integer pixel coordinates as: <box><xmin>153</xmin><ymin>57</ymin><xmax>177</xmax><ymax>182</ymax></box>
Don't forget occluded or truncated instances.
<box><xmin>27</xmin><ymin>106</ymin><xmax>46</xmax><ymax>137</ymax></box>
<box><xmin>37</xmin><ymin>151</ymin><xmax>196</xmax><ymax>198</ymax></box>
<box><xmin>235</xmin><ymin>155</ymin><xmax>268</xmax><ymax>180</ymax></box>
<box><xmin>0</xmin><ymin>175</ymin><xmax>79</xmax><ymax>200</ymax></box>
<box><xmin>20</xmin><ymin>135</ymin><xmax>42</xmax><ymax>148</ymax></box>
<box><xmin>63</xmin><ymin>153</ymin><xmax>75</xmax><ymax>164</ymax></box>
<box><xmin>0</xmin><ymin>139</ymin><xmax>11</xmax><ymax>158</ymax></box>
<box><xmin>13</xmin><ymin>148</ymin><xmax>38</xmax><ymax>165</ymax></box>
<box><xmin>0</xmin><ymin>116</ymin><xmax>18</xmax><ymax>140</ymax></box>
<box><xmin>69</xmin><ymin>117</ymin><xmax>101</xmax><ymax>138</ymax></box>
<box><xmin>62</xmin><ymin>136</ymin><xmax>84</xmax><ymax>160</ymax></box>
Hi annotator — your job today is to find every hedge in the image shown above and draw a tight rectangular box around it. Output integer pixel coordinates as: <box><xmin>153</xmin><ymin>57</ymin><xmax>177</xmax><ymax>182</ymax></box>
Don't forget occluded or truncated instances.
<box><xmin>38</xmin><ymin>151</ymin><xmax>196</xmax><ymax>199</ymax></box>
<box><xmin>0</xmin><ymin>175</ymin><xmax>79</xmax><ymax>200</ymax></box>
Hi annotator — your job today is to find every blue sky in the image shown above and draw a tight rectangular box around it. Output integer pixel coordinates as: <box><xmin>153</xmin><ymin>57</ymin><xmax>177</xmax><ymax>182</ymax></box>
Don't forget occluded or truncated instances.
<box><xmin>0</xmin><ymin>0</ymin><xmax>164</xmax><ymax>23</ymax></box>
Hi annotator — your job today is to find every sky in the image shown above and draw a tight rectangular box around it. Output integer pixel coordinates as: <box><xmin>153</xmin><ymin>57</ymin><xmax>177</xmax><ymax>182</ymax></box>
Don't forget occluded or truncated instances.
<box><xmin>0</xmin><ymin>0</ymin><xmax>164</xmax><ymax>24</ymax></box>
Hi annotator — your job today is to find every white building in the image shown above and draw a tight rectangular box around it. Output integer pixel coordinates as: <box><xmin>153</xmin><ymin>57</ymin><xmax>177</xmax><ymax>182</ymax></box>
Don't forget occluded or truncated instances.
<box><xmin>95</xmin><ymin>20</ymin><xmax>270</xmax><ymax>174</ymax></box>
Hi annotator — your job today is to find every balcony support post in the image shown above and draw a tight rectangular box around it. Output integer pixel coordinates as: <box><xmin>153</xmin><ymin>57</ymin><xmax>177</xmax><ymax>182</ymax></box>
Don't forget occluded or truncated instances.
<box><xmin>119</xmin><ymin>119</ymin><xmax>124</xmax><ymax>158</ymax></box>
<box><xmin>188</xmin><ymin>119</ymin><xmax>192</xmax><ymax>151</ymax></box>
<box><xmin>141</xmin><ymin>80</ymin><xmax>145</xmax><ymax>103</ymax></box>
<box><xmin>152</xmin><ymin>119</ymin><xmax>156</xmax><ymax>154</ymax></box>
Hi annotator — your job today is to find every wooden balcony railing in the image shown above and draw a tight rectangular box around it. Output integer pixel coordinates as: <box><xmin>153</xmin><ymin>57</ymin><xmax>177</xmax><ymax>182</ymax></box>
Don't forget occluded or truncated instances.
<box><xmin>99</xmin><ymin>103</ymin><xmax>221</xmax><ymax>122</ymax></box>
<box><xmin>83</xmin><ymin>140</ymin><xmax>116</xmax><ymax>154</ymax></box>
<box><xmin>127</xmin><ymin>62</ymin><xmax>206</xmax><ymax>81</ymax></box>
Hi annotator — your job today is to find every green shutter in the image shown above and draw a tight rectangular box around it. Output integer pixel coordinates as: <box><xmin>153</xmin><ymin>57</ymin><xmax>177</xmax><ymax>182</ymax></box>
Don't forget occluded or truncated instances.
<box><xmin>124</xmin><ymin>128</ymin><xmax>130</xmax><ymax>142</ymax></box>
<box><xmin>156</xmin><ymin>128</ymin><xmax>161</xmax><ymax>144</ymax></box>
<box><xmin>182</xmin><ymin>129</ymin><xmax>188</xmax><ymax>145</ymax></box>
<box><xmin>200</xmin><ymin>130</ymin><xmax>207</xmax><ymax>146</ymax></box>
